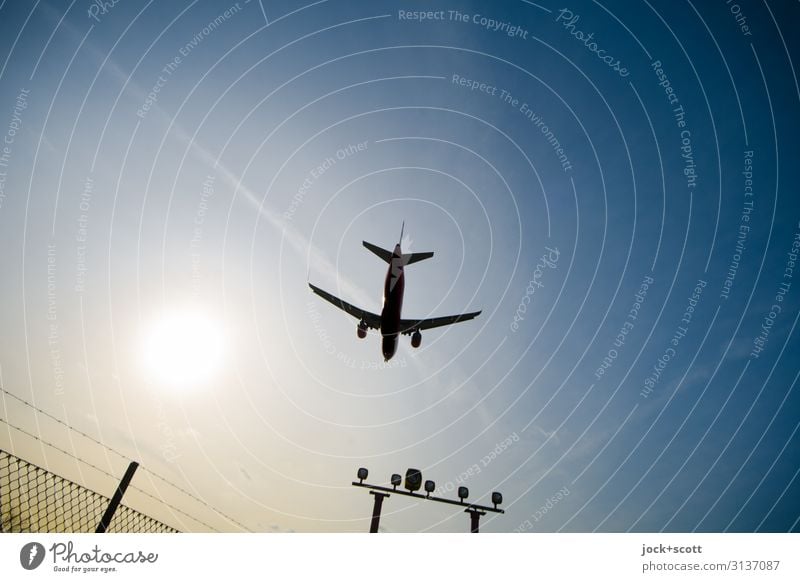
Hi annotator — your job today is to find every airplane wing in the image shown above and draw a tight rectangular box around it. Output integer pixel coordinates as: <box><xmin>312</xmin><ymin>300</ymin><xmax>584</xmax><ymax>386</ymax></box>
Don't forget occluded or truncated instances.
<box><xmin>399</xmin><ymin>310</ymin><xmax>482</xmax><ymax>334</ymax></box>
<box><xmin>308</xmin><ymin>283</ymin><xmax>381</xmax><ymax>329</ymax></box>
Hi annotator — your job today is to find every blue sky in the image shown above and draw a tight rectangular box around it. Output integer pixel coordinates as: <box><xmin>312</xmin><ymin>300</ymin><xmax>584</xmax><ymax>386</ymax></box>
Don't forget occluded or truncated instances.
<box><xmin>0</xmin><ymin>0</ymin><xmax>798</xmax><ymax>532</ymax></box>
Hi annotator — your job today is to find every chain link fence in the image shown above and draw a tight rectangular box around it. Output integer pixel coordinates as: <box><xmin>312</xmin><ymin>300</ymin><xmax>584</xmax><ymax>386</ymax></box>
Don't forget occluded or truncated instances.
<box><xmin>0</xmin><ymin>449</ymin><xmax>179</xmax><ymax>533</ymax></box>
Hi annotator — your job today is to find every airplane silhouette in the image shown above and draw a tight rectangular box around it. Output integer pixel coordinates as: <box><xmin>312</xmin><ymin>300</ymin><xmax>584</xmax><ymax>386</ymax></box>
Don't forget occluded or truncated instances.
<box><xmin>308</xmin><ymin>224</ymin><xmax>481</xmax><ymax>361</ymax></box>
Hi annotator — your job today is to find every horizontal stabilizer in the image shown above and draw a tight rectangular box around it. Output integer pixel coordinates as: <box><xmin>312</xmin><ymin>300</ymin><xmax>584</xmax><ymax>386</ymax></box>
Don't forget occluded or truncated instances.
<box><xmin>363</xmin><ymin>241</ymin><xmax>393</xmax><ymax>263</ymax></box>
<box><xmin>402</xmin><ymin>252</ymin><xmax>434</xmax><ymax>265</ymax></box>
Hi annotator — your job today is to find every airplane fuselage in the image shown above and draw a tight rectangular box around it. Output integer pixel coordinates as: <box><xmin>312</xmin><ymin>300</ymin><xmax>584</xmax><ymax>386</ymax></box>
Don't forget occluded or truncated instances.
<box><xmin>380</xmin><ymin>244</ymin><xmax>405</xmax><ymax>361</ymax></box>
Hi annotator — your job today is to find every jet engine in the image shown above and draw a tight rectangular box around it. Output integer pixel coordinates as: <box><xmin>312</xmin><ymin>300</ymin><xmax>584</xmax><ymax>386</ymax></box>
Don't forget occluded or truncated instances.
<box><xmin>357</xmin><ymin>321</ymin><xmax>367</xmax><ymax>339</ymax></box>
<box><xmin>411</xmin><ymin>330</ymin><xmax>422</xmax><ymax>348</ymax></box>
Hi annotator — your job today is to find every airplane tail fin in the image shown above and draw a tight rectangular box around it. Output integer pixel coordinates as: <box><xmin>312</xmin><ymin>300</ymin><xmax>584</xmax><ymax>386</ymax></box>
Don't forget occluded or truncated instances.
<box><xmin>363</xmin><ymin>241</ymin><xmax>393</xmax><ymax>263</ymax></box>
<box><xmin>365</xmin><ymin>221</ymin><xmax>433</xmax><ymax>265</ymax></box>
<box><xmin>402</xmin><ymin>251</ymin><xmax>434</xmax><ymax>265</ymax></box>
<box><xmin>396</xmin><ymin>221</ymin><xmax>433</xmax><ymax>264</ymax></box>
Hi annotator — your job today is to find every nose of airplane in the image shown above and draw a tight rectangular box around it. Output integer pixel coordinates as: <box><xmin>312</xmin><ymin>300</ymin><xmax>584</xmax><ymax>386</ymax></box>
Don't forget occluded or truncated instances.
<box><xmin>382</xmin><ymin>336</ymin><xmax>397</xmax><ymax>361</ymax></box>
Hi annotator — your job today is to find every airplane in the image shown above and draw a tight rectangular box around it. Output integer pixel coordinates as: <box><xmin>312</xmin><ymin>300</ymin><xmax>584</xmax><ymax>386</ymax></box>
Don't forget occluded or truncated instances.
<box><xmin>308</xmin><ymin>223</ymin><xmax>481</xmax><ymax>361</ymax></box>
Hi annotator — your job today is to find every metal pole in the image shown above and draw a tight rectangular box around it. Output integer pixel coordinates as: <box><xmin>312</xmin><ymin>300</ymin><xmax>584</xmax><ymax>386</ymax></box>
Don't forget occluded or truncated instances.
<box><xmin>466</xmin><ymin>508</ymin><xmax>485</xmax><ymax>533</ymax></box>
<box><xmin>96</xmin><ymin>461</ymin><xmax>139</xmax><ymax>533</ymax></box>
<box><xmin>369</xmin><ymin>491</ymin><xmax>390</xmax><ymax>533</ymax></box>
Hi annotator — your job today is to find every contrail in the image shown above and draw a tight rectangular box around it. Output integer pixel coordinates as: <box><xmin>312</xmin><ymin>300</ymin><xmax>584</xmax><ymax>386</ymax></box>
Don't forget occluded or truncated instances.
<box><xmin>36</xmin><ymin>8</ymin><xmax>374</xmax><ymax>309</ymax></box>
<box><xmin>177</xmin><ymin>130</ymin><xmax>375</xmax><ymax>310</ymax></box>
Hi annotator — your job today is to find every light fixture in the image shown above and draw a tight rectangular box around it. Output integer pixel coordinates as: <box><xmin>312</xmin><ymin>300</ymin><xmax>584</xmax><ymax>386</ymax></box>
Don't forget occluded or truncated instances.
<box><xmin>405</xmin><ymin>468</ymin><xmax>422</xmax><ymax>492</ymax></box>
<box><xmin>424</xmin><ymin>480</ymin><xmax>436</xmax><ymax>496</ymax></box>
<box><xmin>352</xmin><ymin>466</ymin><xmax>504</xmax><ymax>534</ymax></box>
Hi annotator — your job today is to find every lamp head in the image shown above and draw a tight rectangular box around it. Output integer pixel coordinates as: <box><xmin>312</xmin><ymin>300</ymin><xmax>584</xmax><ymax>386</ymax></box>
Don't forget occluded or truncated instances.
<box><xmin>405</xmin><ymin>468</ymin><xmax>422</xmax><ymax>492</ymax></box>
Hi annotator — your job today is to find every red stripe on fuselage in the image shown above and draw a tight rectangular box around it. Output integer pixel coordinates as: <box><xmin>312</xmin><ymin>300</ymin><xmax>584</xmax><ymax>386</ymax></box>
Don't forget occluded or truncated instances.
<box><xmin>380</xmin><ymin>245</ymin><xmax>404</xmax><ymax>360</ymax></box>
<box><xmin>381</xmin><ymin>255</ymin><xmax>404</xmax><ymax>335</ymax></box>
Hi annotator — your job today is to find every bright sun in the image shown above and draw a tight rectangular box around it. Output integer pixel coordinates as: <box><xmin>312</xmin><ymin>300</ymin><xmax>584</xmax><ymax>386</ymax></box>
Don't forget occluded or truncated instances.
<box><xmin>142</xmin><ymin>310</ymin><xmax>225</xmax><ymax>388</ymax></box>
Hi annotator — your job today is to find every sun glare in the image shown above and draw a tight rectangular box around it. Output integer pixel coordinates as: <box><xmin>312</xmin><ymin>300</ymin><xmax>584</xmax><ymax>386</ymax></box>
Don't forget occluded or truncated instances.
<box><xmin>142</xmin><ymin>310</ymin><xmax>224</xmax><ymax>388</ymax></box>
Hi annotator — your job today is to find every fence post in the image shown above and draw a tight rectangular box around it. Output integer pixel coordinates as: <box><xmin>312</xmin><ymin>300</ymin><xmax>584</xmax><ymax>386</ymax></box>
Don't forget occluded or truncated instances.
<box><xmin>96</xmin><ymin>461</ymin><xmax>139</xmax><ymax>533</ymax></box>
